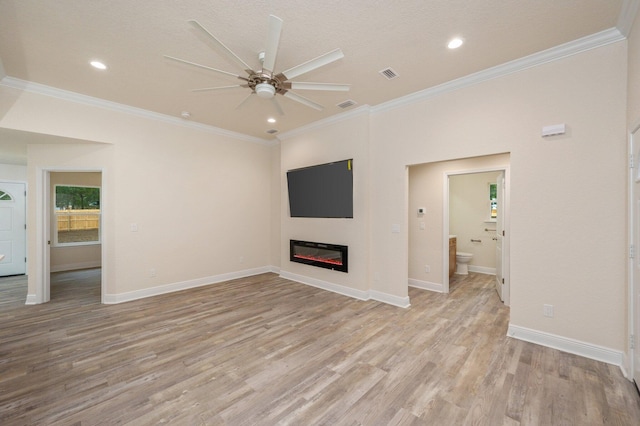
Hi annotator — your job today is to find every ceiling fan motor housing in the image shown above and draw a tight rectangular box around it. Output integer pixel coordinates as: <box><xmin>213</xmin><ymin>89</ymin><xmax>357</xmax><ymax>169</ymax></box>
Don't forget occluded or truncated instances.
<box><xmin>255</xmin><ymin>82</ymin><xmax>276</xmax><ymax>98</ymax></box>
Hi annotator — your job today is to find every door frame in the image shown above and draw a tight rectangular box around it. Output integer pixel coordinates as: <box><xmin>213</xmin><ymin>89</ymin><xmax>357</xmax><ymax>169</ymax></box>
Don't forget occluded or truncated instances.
<box><xmin>33</xmin><ymin>167</ymin><xmax>107</xmax><ymax>304</ymax></box>
<box><xmin>628</xmin><ymin>122</ymin><xmax>640</xmax><ymax>382</ymax></box>
<box><xmin>0</xmin><ymin>179</ymin><xmax>27</xmax><ymax>277</ymax></box>
<box><xmin>443</xmin><ymin>165</ymin><xmax>511</xmax><ymax>305</ymax></box>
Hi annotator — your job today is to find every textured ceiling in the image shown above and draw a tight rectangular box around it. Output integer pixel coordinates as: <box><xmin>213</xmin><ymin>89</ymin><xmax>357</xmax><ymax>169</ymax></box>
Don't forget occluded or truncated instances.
<box><xmin>0</xmin><ymin>0</ymin><xmax>627</xmax><ymax>141</ymax></box>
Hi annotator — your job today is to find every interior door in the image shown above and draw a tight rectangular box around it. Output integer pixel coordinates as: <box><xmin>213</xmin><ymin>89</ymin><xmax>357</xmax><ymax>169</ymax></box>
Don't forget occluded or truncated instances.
<box><xmin>495</xmin><ymin>172</ymin><xmax>505</xmax><ymax>301</ymax></box>
<box><xmin>632</xmin><ymin>128</ymin><xmax>640</xmax><ymax>386</ymax></box>
<box><xmin>0</xmin><ymin>182</ymin><xmax>27</xmax><ymax>276</ymax></box>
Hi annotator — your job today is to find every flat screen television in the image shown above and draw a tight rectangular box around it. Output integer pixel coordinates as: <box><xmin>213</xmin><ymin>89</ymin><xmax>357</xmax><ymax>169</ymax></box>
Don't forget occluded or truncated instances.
<box><xmin>287</xmin><ymin>159</ymin><xmax>353</xmax><ymax>218</ymax></box>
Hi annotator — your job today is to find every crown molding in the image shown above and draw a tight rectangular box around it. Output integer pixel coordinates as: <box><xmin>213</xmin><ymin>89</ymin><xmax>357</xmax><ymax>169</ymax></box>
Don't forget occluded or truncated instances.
<box><xmin>618</xmin><ymin>0</ymin><xmax>640</xmax><ymax>37</ymax></box>
<box><xmin>0</xmin><ymin>77</ymin><xmax>275</xmax><ymax>146</ymax></box>
<box><xmin>276</xmin><ymin>105</ymin><xmax>372</xmax><ymax>141</ymax></box>
<box><xmin>372</xmin><ymin>27</ymin><xmax>625</xmax><ymax>116</ymax></box>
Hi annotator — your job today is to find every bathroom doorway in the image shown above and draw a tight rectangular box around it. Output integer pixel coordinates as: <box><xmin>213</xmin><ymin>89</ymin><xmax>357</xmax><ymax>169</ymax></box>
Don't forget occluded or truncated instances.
<box><xmin>446</xmin><ymin>167</ymin><xmax>510</xmax><ymax>304</ymax></box>
<box><xmin>407</xmin><ymin>153</ymin><xmax>510</xmax><ymax>305</ymax></box>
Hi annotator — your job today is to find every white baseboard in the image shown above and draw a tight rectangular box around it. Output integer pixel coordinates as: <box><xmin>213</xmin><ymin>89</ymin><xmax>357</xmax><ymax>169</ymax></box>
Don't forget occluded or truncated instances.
<box><xmin>408</xmin><ymin>278</ymin><xmax>444</xmax><ymax>293</ymax></box>
<box><xmin>103</xmin><ymin>266</ymin><xmax>275</xmax><ymax>304</ymax></box>
<box><xmin>279</xmin><ymin>271</ymin><xmax>370</xmax><ymax>301</ymax></box>
<box><xmin>51</xmin><ymin>260</ymin><xmax>101</xmax><ymax>273</ymax></box>
<box><xmin>507</xmin><ymin>324</ymin><xmax>624</xmax><ymax>368</ymax></box>
<box><xmin>369</xmin><ymin>290</ymin><xmax>411</xmax><ymax>308</ymax></box>
<box><xmin>25</xmin><ymin>294</ymin><xmax>38</xmax><ymax>305</ymax></box>
<box><xmin>468</xmin><ymin>265</ymin><xmax>496</xmax><ymax>275</ymax></box>
<box><xmin>280</xmin><ymin>271</ymin><xmax>410</xmax><ymax>308</ymax></box>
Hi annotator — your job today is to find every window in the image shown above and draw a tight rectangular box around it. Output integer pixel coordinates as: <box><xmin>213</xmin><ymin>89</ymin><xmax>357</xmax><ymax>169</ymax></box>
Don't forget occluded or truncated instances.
<box><xmin>54</xmin><ymin>185</ymin><xmax>100</xmax><ymax>246</ymax></box>
<box><xmin>489</xmin><ymin>183</ymin><xmax>497</xmax><ymax>219</ymax></box>
<box><xmin>0</xmin><ymin>190</ymin><xmax>13</xmax><ymax>201</ymax></box>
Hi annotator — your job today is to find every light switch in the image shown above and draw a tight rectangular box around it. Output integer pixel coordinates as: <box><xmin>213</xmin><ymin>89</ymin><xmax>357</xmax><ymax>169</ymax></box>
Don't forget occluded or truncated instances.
<box><xmin>392</xmin><ymin>224</ymin><xmax>401</xmax><ymax>233</ymax></box>
<box><xmin>130</xmin><ymin>223</ymin><xmax>138</xmax><ymax>232</ymax></box>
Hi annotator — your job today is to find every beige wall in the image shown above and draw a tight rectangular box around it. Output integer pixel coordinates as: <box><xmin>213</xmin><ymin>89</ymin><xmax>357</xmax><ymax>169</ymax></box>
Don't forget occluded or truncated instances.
<box><xmin>409</xmin><ymin>155</ymin><xmax>509</xmax><ymax>285</ymax></box>
<box><xmin>0</xmin><ymin>86</ymin><xmax>273</xmax><ymax>300</ymax></box>
<box><xmin>371</xmin><ymin>41</ymin><xmax>627</xmax><ymax>350</ymax></box>
<box><xmin>50</xmin><ymin>171</ymin><xmax>102</xmax><ymax>272</ymax></box>
<box><xmin>279</xmin><ymin>111</ymin><xmax>370</xmax><ymax>293</ymax></box>
<box><xmin>0</xmin><ymin>163</ymin><xmax>26</xmax><ymax>181</ymax></box>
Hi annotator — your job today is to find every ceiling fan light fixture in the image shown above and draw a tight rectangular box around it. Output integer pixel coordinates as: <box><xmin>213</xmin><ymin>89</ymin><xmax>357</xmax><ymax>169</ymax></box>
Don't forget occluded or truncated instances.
<box><xmin>255</xmin><ymin>82</ymin><xmax>276</xmax><ymax>99</ymax></box>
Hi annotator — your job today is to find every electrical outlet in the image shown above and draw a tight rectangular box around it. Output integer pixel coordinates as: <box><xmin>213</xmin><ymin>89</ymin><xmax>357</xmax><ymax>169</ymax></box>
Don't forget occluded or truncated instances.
<box><xmin>239</xmin><ymin>256</ymin><xmax>244</xmax><ymax>264</ymax></box>
<box><xmin>425</xmin><ymin>265</ymin><xmax>430</xmax><ymax>273</ymax></box>
<box><xmin>150</xmin><ymin>268</ymin><xmax>156</xmax><ymax>278</ymax></box>
<box><xmin>543</xmin><ymin>304</ymin><xmax>554</xmax><ymax>317</ymax></box>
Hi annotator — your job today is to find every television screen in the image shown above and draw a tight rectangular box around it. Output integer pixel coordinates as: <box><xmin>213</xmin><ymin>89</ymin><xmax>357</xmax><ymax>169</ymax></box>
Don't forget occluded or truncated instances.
<box><xmin>287</xmin><ymin>159</ymin><xmax>353</xmax><ymax>218</ymax></box>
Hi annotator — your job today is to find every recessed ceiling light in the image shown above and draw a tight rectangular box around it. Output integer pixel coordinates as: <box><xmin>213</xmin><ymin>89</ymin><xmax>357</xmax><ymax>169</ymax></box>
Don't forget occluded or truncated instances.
<box><xmin>447</xmin><ymin>38</ymin><xmax>464</xmax><ymax>49</ymax></box>
<box><xmin>90</xmin><ymin>60</ymin><xmax>108</xmax><ymax>70</ymax></box>
<box><xmin>267</xmin><ymin>117</ymin><xmax>276</xmax><ymax>123</ymax></box>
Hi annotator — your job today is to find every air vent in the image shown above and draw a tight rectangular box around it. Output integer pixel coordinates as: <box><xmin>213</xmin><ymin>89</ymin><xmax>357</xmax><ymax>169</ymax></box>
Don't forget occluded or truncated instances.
<box><xmin>337</xmin><ymin>99</ymin><xmax>357</xmax><ymax>109</ymax></box>
<box><xmin>379</xmin><ymin>67</ymin><xmax>399</xmax><ymax>80</ymax></box>
<box><xmin>266</xmin><ymin>129</ymin><xmax>279</xmax><ymax>134</ymax></box>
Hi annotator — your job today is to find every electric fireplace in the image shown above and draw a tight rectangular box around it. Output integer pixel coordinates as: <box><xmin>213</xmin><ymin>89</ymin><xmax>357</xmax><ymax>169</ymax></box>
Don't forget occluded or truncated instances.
<box><xmin>290</xmin><ymin>240</ymin><xmax>348</xmax><ymax>273</ymax></box>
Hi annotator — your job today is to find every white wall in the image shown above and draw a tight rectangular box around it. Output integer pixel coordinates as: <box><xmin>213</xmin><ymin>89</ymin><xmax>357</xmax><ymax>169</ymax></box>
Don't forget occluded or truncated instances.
<box><xmin>49</xmin><ymin>171</ymin><xmax>102</xmax><ymax>272</ymax></box>
<box><xmin>0</xmin><ymin>85</ymin><xmax>274</xmax><ymax>301</ymax></box>
<box><xmin>371</xmin><ymin>41</ymin><xmax>627</xmax><ymax>351</ymax></box>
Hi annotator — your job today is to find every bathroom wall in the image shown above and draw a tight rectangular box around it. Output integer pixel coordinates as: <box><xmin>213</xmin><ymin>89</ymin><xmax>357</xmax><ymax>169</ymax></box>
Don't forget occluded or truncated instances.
<box><xmin>449</xmin><ymin>171</ymin><xmax>502</xmax><ymax>274</ymax></box>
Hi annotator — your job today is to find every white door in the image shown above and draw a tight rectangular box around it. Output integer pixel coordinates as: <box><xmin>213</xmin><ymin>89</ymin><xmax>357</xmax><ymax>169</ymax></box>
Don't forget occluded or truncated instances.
<box><xmin>632</xmin><ymin>128</ymin><xmax>640</xmax><ymax>386</ymax></box>
<box><xmin>0</xmin><ymin>182</ymin><xmax>27</xmax><ymax>276</ymax></box>
<box><xmin>495</xmin><ymin>172</ymin><xmax>505</xmax><ymax>301</ymax></box>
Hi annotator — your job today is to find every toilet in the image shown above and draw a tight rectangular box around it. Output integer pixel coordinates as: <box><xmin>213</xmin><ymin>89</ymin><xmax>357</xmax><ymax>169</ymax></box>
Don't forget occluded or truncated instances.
<box><xmin>455</xmin><ymin>252</ymin><xmax>473</xmax><ymax>275</ymax></box>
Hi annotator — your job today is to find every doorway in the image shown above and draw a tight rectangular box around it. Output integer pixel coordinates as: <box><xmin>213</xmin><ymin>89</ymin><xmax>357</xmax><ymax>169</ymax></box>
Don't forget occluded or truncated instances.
<box><xmin>445</xmin><ymin>168</ymin><xmax>510</xmax><ymax>305</ymax></box>
<box><xmin>32</xmin><ymin>168</ymin><xmax>106</xmax><ymax>304</ymax></box>
<box><xmin>407</xmin><ymin>153</ymin><xmax>510</xmax><ymax>305</ymax></box>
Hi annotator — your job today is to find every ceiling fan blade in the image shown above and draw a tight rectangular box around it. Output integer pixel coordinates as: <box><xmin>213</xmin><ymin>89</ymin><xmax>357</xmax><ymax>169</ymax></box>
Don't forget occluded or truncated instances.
<box><xmin>281</xmin><ymin>48</ymin><xmax>344</xmax><ymax>80</ymax></box>
<box><xmin>289</xmin><ymin>82</ymin><xmax>350</xmax><ymax>91</ymax></box>
<box><xmin>283</xmin><ymin>91</ymin><xmax>324</xmax><ymax>111</ymax></box>
<box><xmin>188</xmin><ymin>20</ymin><xmax>254</xmax><ymax>74</ymax></box>
<box><xmin>236</xmin><ymin>93</ymin><xmax>255</xmax><ymax>110</ymax></box>
<box><xmin>190</xmin><ymin>85</ymin><xmax>244</xmax><ymax>92</ymax></box>
<box><xmin>271</xmin><ymin>97</ymin><xmax>285</xmax><ymax>116</ymax></box>
<box><xmin>164</xmin><ymin>55</ymin><xmax>246</xmax><ymax>80</ymax></box>
<box><xmin>262</xmin><ymin>15</ymin><xmax>283</xmax><ymax>73</ymax></box>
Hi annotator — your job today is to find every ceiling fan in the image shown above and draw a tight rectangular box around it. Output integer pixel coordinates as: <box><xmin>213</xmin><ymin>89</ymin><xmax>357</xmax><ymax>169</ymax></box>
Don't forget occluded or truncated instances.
<box><xmin>165</xmin><ymin>15</ymin><xmax>350</xmax><ymax>114</ymax></box>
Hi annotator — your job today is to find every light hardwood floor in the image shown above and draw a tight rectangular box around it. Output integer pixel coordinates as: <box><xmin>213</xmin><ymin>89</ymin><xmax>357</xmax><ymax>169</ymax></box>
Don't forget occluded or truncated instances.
<box><xmin>1</xmin><ymin>270</ymin><xmax>639</xmax><ymax>425</ymax></box>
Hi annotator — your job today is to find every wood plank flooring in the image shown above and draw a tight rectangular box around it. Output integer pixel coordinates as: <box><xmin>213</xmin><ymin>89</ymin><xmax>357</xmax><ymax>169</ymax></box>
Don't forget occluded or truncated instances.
<box><xmin>1</xmin><ymin>270</ymin><xmax>639</xmax><ymax>425</ymax></box>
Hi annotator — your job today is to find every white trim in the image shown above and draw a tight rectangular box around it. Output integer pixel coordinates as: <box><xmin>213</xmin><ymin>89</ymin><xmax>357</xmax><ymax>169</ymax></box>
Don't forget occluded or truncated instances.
<box><xmin>617</xmin><ymin>0</ymin><xmax>640</xmax><ymax>37</ymax></box>
<box><xmin>369</xmin><ymin>290</ymin><xmax>411</xmax><ymax>308</ymax></box>
<box><xmin>25</xmin><ymin>294</ymin><xmax>37</xmax><ymax>305</ymax></box>
<box><xmin>372</xmin><ymin>28</ymin><xmax>624</xmax><ymax>116</ymax></box>
<box><xmin>276</xmin><ymin>105</ymin><xmax>371</xmax><ymax>141</ymax></box>
<box><xmin>507</xmin><ymin>324</ymin><xmax>624</xmax><ymax>368</ymax></box>
<box><xmin>50</xmin><ymin>261</ymin><xmax>101</xmax><ymax>273</ymax></box>
<box><xmin>103</xmin><ymin>266</ymin><xmax>273</xmax><ymax>304</ymax></box>
<box><xmin>409</xmin><ymin>278</ymin><xmax>444</xmax><ymax>293</ymax></box>
<box><xmin>279</xmin><ymin>270</ymin><xmax>369</xmax><ymax>301</ymax></box>
<box><xmin>280</xmin><ymin>270</ymin><xmax>410</xmax><ymax>308</ymax></box>
<box><xmin>468</xmin><ymin>265</ymin><xmax>496</xmax><ymax>275</ymax></box>
<box><xmin>0</xmin><ymin>77</ymin><xmax>274</xmax><ymax>147</ymax></box>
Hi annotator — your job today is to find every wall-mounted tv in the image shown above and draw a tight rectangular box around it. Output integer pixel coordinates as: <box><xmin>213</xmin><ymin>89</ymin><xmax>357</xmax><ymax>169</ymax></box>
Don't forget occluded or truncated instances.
<box><xmin>287</xmin><ymin>159</ymin><xmax>353</xmax><ymax>218</ymax></box>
